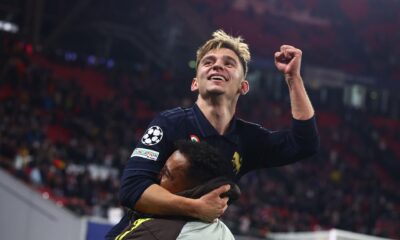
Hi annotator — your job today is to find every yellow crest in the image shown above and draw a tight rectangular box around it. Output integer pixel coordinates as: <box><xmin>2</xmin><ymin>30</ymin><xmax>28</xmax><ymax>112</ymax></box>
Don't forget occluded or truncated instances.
<box><xmin>231</xmin><ymin>151</ymin><xmax>242</xmax><ymax>173</ymax></box>
<box><xmin>115</xmin><ymin>218</ymin><xmax>152</xmax><ymax>240</ymax></box>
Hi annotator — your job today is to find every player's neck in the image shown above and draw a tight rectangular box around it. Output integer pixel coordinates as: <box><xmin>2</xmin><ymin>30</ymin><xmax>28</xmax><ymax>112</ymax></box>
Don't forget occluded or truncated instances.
<box><xmin>196</xmin><ymin>97</ymin><xmax>237</xmax><ymax>135</ymax></box>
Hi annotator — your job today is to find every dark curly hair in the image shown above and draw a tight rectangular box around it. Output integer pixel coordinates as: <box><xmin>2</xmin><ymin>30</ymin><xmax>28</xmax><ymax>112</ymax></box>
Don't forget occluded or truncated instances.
<box><xmin>174</xmin><ymin>140</ymin><xmax>234</xmax><ymax>186</ymax></box>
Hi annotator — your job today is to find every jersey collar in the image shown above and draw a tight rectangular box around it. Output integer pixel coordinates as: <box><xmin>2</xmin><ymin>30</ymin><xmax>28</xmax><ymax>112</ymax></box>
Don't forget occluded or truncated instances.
<box><xmin>192</xmin><ymin>103</ymin><xmax>239</xmax><ymax>144</ymax></box>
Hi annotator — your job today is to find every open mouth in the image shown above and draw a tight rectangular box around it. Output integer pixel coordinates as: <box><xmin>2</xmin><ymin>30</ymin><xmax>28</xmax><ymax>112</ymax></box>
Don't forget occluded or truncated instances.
<box><xmin>208</xmin><ymin>74</ymin><xmax>227</xmax><ymax>81</ymax></box>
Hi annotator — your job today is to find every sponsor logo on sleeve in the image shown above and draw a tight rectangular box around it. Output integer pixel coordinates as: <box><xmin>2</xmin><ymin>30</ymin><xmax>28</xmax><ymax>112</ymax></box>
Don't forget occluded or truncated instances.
<box><xmin>141</xmin><ymin>126</ymin><xmax>163</xmax><ymax>146</ymax></box>
<box><xmin>131</xmin><ymin>148</ymin><xmax>160</xmax><ymax>161</ymax></box>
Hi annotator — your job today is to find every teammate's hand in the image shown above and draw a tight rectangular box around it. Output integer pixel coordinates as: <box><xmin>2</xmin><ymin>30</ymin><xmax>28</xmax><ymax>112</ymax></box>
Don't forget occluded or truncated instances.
<box><xmin>274</xmin><ymin>45</ymin><xmax>302</xmax><ymax>79</ymax></box>
<box><xmin>192</xmin><ymin>184</ymin><xmax>230</xmax><ymax>222</ymax></box>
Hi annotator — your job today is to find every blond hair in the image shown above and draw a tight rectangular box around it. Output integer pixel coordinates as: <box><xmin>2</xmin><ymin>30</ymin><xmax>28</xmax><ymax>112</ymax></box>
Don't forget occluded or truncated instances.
<box><xmin>196</xmin><ymin>30</ymin><xmax>251</xmax><ymax>76</ymax></box>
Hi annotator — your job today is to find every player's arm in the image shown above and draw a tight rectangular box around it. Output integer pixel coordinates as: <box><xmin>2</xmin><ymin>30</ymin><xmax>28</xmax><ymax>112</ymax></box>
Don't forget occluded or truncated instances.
<box><xmin>274</xmin><ymin>45</ymin><xmax>314</xmax><ymax>120</ymax></box>
<box><xmin>241</xmin><ymin>117</ymin><xmax>318</xmax><ymax>170</ymax></box>
<box><xmin>119</xmin><ymin>168</ymin><xmax>229</xmax><ymax>222</ymax></box>
<box><xmin>118</xmin><ymin>115</ymin><xmax>229</xmax><ymax>222</ymax></box>
<box><xmin>239</xmin><ymin>45</ymin><xmax>318</xmax><ymax>168</ymax></box>
<box><xmin>134</xmin><ymin>183</ymin><xmax>230</xmax><ymax>222</ymax></box>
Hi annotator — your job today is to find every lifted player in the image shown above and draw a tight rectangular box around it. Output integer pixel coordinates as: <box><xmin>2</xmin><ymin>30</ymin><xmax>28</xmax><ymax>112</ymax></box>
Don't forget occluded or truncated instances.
<box><xmin>107</xmin><ymin>30</ymin><xmax>319</xmax><ymax>238</ymax></box>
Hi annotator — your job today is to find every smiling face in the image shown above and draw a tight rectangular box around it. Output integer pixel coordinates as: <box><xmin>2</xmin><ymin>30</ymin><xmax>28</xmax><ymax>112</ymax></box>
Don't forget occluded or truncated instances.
<box><xmin>159</xmin><ymin>150</ymin><xmax>194</xmax><ymax>194</ymax></box>
<box><xmin>191</xmin><ymin>48</ymin><xmax>249</xmax><ymax>99</ymax></box>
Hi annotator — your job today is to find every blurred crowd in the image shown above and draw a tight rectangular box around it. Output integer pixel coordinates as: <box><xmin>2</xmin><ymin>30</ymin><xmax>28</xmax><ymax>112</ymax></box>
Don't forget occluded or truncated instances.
<box><xmin>1</xmin><ymin>32</ymin><xmax>399</xmax><ymax>240</ymax></box>
<box><xmin>186</xmin><ymin>0</ymin><xmax>400</xmax><ymax>84</ymax></box>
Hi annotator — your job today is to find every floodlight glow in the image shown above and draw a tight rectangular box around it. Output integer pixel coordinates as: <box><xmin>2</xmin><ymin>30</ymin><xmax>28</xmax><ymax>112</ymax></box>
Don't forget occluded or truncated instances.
<box><xmin>0</xmin><ymin>20</ymin><xmax>19</xmax><ymax>33</ymax></box>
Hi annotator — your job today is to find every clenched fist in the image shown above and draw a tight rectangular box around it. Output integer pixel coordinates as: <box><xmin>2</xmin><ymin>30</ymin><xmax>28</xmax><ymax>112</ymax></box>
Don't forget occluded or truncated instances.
<box><xmin>274</xmin><ymin>45</ymin><xmax>302</xmax><ymax>80</ymax></box>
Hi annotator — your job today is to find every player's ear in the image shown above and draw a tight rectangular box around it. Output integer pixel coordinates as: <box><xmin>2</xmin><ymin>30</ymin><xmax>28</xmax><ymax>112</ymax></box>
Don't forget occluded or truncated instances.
<box><xmin>240</xmin><ymin>80</ymin><xmax>249</xmax><ymax>95</ymax></box>
<box><xmin>191</xmin><ymin>78</ymin><xmax>199</xmax><ymax>92</ymax></box>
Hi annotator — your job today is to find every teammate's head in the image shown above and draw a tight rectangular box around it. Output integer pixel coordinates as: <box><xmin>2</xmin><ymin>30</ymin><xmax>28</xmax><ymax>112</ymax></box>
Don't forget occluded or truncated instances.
<box><xmin>196</xmin><ymin>29</ymin><xmax>251</xmax><ymax>77</ymax></box>
<box><xmin>159</xmin><ymin>140</ymin><xmax>233</xmax><ymax>194</ymax></box>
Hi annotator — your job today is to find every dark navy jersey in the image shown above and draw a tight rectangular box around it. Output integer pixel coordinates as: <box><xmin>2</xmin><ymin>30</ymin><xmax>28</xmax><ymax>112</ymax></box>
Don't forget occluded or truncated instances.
<box><xmin>106</xmin><ymin>104</ymin><xmax>319</xmax><ymax>239</ymax></box>
<box><xmin>119</xmin><ymin>103</ymin><xmax>319</xmax><ymax>208</ymax></box>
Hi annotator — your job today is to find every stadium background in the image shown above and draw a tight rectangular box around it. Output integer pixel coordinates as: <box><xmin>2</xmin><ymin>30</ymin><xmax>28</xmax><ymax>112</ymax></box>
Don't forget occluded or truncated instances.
<box><xmin>0</xmin><ymin>0</ymin><xmax>399</xmax><ymax>239</ymax></box>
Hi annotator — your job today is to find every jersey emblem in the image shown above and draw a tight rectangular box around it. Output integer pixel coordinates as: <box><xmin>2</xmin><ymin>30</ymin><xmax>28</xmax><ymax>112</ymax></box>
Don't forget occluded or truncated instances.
<box><xmin>141</xmin><ymin>126</ymin><xmax>163</xmax><ymax>146</ymax></box>
<box><xmin>131</xmin><ymin>148</ymin><xmax>159</xmax><ymax>161</ymax></box>
<box><xmin>232</xmin><ymin>151</ymin><xmax>242</xmax><ymax>173</ymax></box>
<box><xmin>189</xmin><ymin>134</ymin><xmax>200</xmax><ymax>142</ymax></box>
<box><xmin>115</xmin><ymin>218</ymin><xmax>152</xmax><ymax>240</ymax></box>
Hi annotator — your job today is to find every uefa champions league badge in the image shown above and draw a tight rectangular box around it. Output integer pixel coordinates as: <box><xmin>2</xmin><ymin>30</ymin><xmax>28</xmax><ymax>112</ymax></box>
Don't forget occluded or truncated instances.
<box><xmin>141</xmin><ymin>126</ymin><xmax>164</xmax><ymax>146</ymax></box>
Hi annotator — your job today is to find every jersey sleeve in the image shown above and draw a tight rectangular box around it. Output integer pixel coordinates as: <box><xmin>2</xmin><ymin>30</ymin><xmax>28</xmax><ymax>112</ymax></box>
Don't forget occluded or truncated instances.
<box><xmin>241</xmin><ymin>115</ymin><xmax>319</xmax><ymax>171</ymax></box>
<box><xmin>119</xmin><ymin>114</ymin><xmax>175</xmax><ymax>209</ymax></box>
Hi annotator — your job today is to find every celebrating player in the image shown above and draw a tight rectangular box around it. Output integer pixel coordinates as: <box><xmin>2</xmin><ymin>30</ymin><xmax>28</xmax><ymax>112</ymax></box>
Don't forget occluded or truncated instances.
<box><xmin>115</xmin><ymin>140</ymin><xmax>239</xmax><ymax>240</ymax></box>
<box><xmin>106</xmin><ymin>29</ymin><xmax>319</xmax><ymax>239</ymax></box>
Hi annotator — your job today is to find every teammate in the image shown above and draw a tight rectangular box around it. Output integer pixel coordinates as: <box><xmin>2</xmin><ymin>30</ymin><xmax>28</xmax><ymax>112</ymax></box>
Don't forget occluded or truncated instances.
<box><xmin>106</xmin><ymin>29</ymin><xmax>319</xmax><ymax>238</ymax></box>
<box><xmin>115</xmin><ymin>140</ymin><xmax>239</xmax><ymax>240</ymax></box>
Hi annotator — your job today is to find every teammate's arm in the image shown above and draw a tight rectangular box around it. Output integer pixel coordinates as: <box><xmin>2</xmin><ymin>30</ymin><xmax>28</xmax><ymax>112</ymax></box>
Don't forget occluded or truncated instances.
<box><xmin>134</xmin><ymin>184</ymin><xmax>230</xmax><ymax>222</ymax></box>
<box><xmin>118</xmin><ymin>115</ymin><xmax>229</xmax><ymax>222</ymax></box>
<box><xmin>274</xmin><ymin>45</ymin><xmax>314</xmax><ymax>120</ymax></box>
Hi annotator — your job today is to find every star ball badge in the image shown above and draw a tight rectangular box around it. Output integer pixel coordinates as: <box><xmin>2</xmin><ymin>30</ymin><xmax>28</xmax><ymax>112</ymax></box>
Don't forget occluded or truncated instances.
<box><xmin>141</xmin><ymin>126</ymin><xmax>163</xmax><ymax>146</ymax></box>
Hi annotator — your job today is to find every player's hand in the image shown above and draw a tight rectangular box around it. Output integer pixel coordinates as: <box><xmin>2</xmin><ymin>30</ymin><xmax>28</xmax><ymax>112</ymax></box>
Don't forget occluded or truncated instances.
<box><xmin>274</xmin><ymin>45</ymin><xmax>302</xmax><ymax>80</ymax></box>
<box><xmin>192</xmin><ymin>184</ymin><xmax>230</xmax><ymax>222</ymax></box>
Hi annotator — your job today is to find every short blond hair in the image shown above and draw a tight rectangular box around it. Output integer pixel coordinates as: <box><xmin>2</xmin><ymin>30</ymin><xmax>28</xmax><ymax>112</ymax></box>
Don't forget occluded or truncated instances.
<box><xmin>196</xmin><ymin>30</ymin><xmax>251</xmax><ymax>76</ymax></box>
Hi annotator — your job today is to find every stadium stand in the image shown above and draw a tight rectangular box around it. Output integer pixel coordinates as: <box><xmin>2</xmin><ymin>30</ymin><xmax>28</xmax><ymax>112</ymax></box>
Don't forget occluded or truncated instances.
<box><xmin>0</xmin><ymin>34</ymin><xmax>399</xmax><ymax>239</ymax></box>
<box><xmin>1</xmin><ymin>0</ymin><xmax>399</xmax><ymax>239</ymax></box>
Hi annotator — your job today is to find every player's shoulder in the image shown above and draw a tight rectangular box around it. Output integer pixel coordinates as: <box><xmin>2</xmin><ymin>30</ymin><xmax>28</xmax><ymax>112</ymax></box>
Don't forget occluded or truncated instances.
<box><xmin>236</xmin><ymin>117</ymin><xmax>262</xmax><ymax>129</ymax></box>
<box><xmin>146</xmin><ymin>106</ymin><xmax>194</xmax><ymax>136</ymax></box>
<box><xmin>159</xmin><ymin>106</ymin><xmax>193</xmax><ymax>121</ymax></box>
<box><xmin>235</xmin><ymin>117</ymin><xmax>273</xmax><ymax>135</ymax></box>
